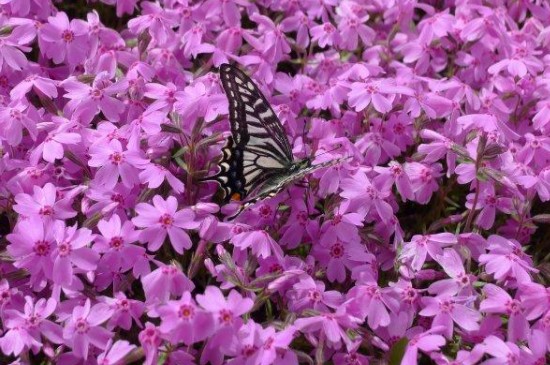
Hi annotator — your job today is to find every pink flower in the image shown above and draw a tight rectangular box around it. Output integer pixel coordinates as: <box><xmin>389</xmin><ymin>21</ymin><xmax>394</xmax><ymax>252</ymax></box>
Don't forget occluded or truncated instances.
<box><xmin>40</xmin><ymin>12</ymin><xmax>89</xmax><ymax>65</ymax></box>
<box><xmin>141</xmin><ymin>264</ymin><xmax>194</xmax><ymax>303</ymax></box>
<box><xmin>310</xmin><ymin>22</ymin><xmax>340</xmax><ymax>48</ymax></box>
<box><xmin>62</xmin><ymin>299</ymin><xmax>113</xmax><ymax>359</ymax></box>
<box><xmin>348</xmin><ymin>79</ymin><xmax>413</xmax><ymax>114</ymax></box>
<box><xmin>478</xmin><ymin>235</ymin><xmax>537</xmax><ymax>285</ymax></box>
<box><xmin>294</xmin><ymin>303</ymin><xmax>361</xmax><ymax>350</ymax></box>
<box><xmin>0</xmin><ymin>296</ymin><xmax>61</xmax><ymax>356</ymax></box>
<box><xmin>157</xmin><ymin>291</ymin><xmax>214</xmax><ymax>345</ymax></box>
<box><xmin>400</xmin><ymin>233</ymin><xmax>457</xmax><ymax>272</ymax></box>
<box><xmin>479</xmin><ymin>284</ymin><xmax>529</xmax><ymax>342</ymax></box>
<box><xmin>13</xmin><ymin>182</ymin><xmax>77</xmax><ymax>221</ymax></box>
<box><xmin>62</xmin><ymin>72</ymin><xmax>127</xmax><ymax>123</ymax></box>
<box><xmin>0</xmin><ymin>23</ymin><xmax>34</xmax><ymax>71</ymax></box>
<box><xmin>88</xmin><ymin>140</ymin><xmax>147</xmax><ymax>189</ymax></box>
<box><xmin>51</xmin><ymin>221</ymin><xmax>98</xmax><ymax>288</ymax></box>
<box><xmin>96</xmin><ymin>339</ymin><xmax>136</xmax><ymax>365</ymax></box>
<box><xmin>132</xmin><ymin>195</ymin><xmax>198</xmax><ymax>253</ymax></box>
<box><xmin>419</xmin><ymin>294</ymin><xmax>481</xmax><ymax>339</ymax></box>
<box><xmin>139</xmin><ymin>323</ymin><xmax>162</xmax><ymax>365</ymax></box>
<box><xmin>0</xmin><ymin>101</ymin><xmax>39</xmax><ymax>146</ymax></box>
<box><xmin>101</xmin><ymin>292</ymin><xmax>144</xmax><ymax>331</ymax></box>
<box><xmin>401</xmin><ymin>328</ymin><xmax>446</xmax><ymax>365</ymax></box>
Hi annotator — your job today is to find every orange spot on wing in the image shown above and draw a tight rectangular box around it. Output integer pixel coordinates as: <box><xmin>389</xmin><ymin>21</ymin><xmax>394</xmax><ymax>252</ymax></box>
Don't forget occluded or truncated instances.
<box><xmin>231</xmin><ymin>193</ymin><xmax>242</xmax><ymax>201</ymax></box>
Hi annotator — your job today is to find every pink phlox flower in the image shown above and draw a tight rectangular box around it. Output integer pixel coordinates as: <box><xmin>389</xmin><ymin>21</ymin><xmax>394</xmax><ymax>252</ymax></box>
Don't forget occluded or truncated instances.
<box><xmin>335</xmin><ymin>2</ymin><xmax>374</xmax><ymax>50</ymax></box>
<box><xmin>0</xmin><ymin>296</ymin><xmax>61</xmax><ymax>356</ymax></box>
<box><xmin>13</xmin><ymin>182</ymin><xmax>77</xmax><ymax>221</ymax></box>
<box><xmin>457</xmin><ymin>113</ymin><xmax>520</xmax><ymax>142</ymax></box>
<box><xmin>465</xmin><ymin>182</ymin><xmax>513</xmax><ymax>229</ymax></box>
<box><xmin>50</xmin><ymin>221</ymin><xmax>98</xmax><ymax>289</ymax></box>
<box><xmin>11</xmin><ymin>73</ymin><xmax>57</xmax><ymax>100</ymax></box>
<box><xmin>488</xmin><ymin>42</ymin><xmax>543</xmax><ymax>78</ymax></box>
<box><xmin>418</xmin><ymin>129</ymin><xmax>457</xmax><ymax>174</ymax></box>
<box><xmin>100</xmin><ymin>292</ymin><xmax>144</xmax><ymax>331</ymax></box>
<box><xmin>313</xmin><ymin>228</ymin><xmax>373</xmax><ymax>283</ymax></box>
<box><xmin>347</xmin><ymin>279</ymin><xmax>399</xmax><ymax>330</ymax></box>
<box><xmin>0</xmin><ymin>23</ymin><xmax>35</xmax><ymax>72</ymax></box>
<box><xmin>287</xmin><ymin>276</ymin><xmax>343</xmax><ymax>312</ymax></box>
<box><xmin>141</xmin><ymin>263</ymin><xmax>194</xmax><ymax>303</ymax></box>
<box><xmin>232</xmin><ymin>229</ymin><xmax>284</xmax><ymax>260</ymax></box>
<box><xmin>96</xmin><ymin>339</ymin><xmax>136</xmax><ymax>365</ymax></box>
<box><xmin>88</xmin><ymin>139</ymin><xmax>149</xmax><ymax>189</ymax></box>
<box><xmin>340</xmin><ymin>170</ymin><xmax>394</xmax><ymax>223</ymax></box>
<box><xmin>355</xmin><ymin>128</ymin><xmax>401</xmax><ymax>165</ymax></box>
<box><xmin>459</xmin><ymin>315</ymin><xmax>502</xmax><ymax>344</ymax></box>
<box><xmin>348</xmin><ymin>79</ymin><xmax>414</xmax><ymax>114</ymax></box>
<box><xmin>62</xmin><ymin>72</ymin><xmax>127</xmax><ymax>123</ymax></box>
<box><xmin>400</xmin><ymin>233</ymin><xmax>457</xmax><ymax>272</ymax></box>
<box><xmin>516</xmin><ymin>133</ymin><xmax>550</xmax><ymax>169</ymax></box>
<box><xmin>139</xmin><ymin>323</ymin><xmax>162</xmax><ymax>365</ymax></box>
<box><xmin>156</xmin><ymin>291</ymin><xmax>215</xmax><ymax>345</ymax></box>
<box><xmin>310</xmin><ymin>22</ymin><xmax>340</xmax><ymax>48</ymax></box>
<box><xmin>40</xmin><ymin>12</ymin><xmax>90</xmax><ymax>65</ymax></box>
<box><xmin>0</xmin><ymin>101</ymin><xmax>39</xmax><ymax>146</ymax></box>
<box><xmin>520</xmin><ymin>329</ymin><xmax>548</xmax><ymax>365</ymax></box>
<box><xmin>255</xmin><ymin>325</ymin><xmax>297</xmax><ymax>365</ymax></box>
<box><xmin>94</xmin><ymin>214</ymin><xmax>145</xmax><ymax>276</ymax></box>
<box><xmin>143</xmin><ymin>81</ymin><xmax>181</xmax><ymax>113</ymax></box>
<box><xmin>174</xmin><ymin>81</ymin><xmax>227</xmax><ymax>124</ymax></box>
<box><xmin>480</xmin><ymin>284</ymin><xmax>529</xmax><ymax>342</ymax></box>
<box><xmin>62</xmin><ymin>298</ymin><xmax>113</xmax><ymax>360</ymax></box>
<box><xmin>374</xmin><ymin>161</ymin><xmax>415</xmax><ymax>202</ymax></box>
<box><xmin>320</xmin><ymin>201</ymin><xmax>364</xmax><ymax>243</ymax></box>
<box><xmin>196</xmin><ymin>286</ymin><xmax>254</xmax><ymax>364</ymax></box>
<box><xmin>429</xmin><ymin>249</ymin><xmax>475</xmax><ymax>297</ymax></box>
<box><xmin>383</xmin><ymin>112</ymin><xmax>414</xmax><ymax>151</ymax></box>
<box><xmin>127</xmin><ymin>2</ymin><xmax>178</xmax><ymax>45</ymax></box>
<box><xmin>294</xmin><ymin>302</ymin><xmax>362</xmax><ymax>351</ymax></box>
<box><xmin>280</xmin><ymin>11</ymin><xmax>311</xmax><ymax>49</ymax></box>
<box><xmin>478</xmin><ymin>235</ymin><xmax>537</xmax><ymax>285</ymax></box>
<box><xmin>84</xmin><ymin>183</ymin><xmax>138</xmax><ymax>218</ymax></box>
<box><xmin>249</xmin><ymin>13</ymin><xmax>291</xmax><ymax>63</ymax></box>
<box><xmin>280</xmin><ymin>198</ymin><xmax>317</xmax><ymax>249</ymax></box>
<box><xmin>401</xmin><ymin>326</ymin><xmax>446</xmax><ymax>365</ymax></box>
<box><xmin>419</xmin><ymin>294</ymin><xmax>481</xmax><ymax>339</ymax></box>
<box><xmin>477</xmin><ymin>335</ymin><xmax>522</xmax><ymax>364</ymax></box>
<box><xmin>29</xmin><ymin>116</ymin><xmax>82</xmax><ymax>164</ymax></box>
<box><xmin>139</xmin><ymin>163</ymin><xmax>184</xmax><ymax>193</ymax></box>
<box><xmin>516</xmin><ymin>282</ymin><xmax>550</xmax><ymax>322</ymax></box>
<box><xmin>404</xmin><ymin>161</ymin><xmax>442</xmax><ymax>204</ymax></box>
<box><xmin>181</xmin><ymin>22</ymin><xmax>209</xmax><ymax>59</ymax></box>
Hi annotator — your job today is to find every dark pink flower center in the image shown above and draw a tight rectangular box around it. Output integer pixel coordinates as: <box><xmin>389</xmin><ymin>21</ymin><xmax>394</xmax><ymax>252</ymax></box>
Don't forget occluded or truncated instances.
<box><xmin>438</xmin><ymin>299</ymin><xmax>454</xmax><ymax>313</ymax></box>
<box><xmin>58</xmin><ymin>241</ymin><xmax>71</xmax><ymax>257</ymax></box>
<box><xmin>330</xmin><ymin>242</ymin><xmax>344</xmax><ymax>258</ymax></box>
<box><xmin>178</xmin><ymin>304</ymin><xmax>195</xmax><ymax>320</ymax></box>
<box><xmin>61</xmin><ymin>30</ymin><xmax>75</xmax><ymax>42</ymax></box>
<box><xmin>40</xmin><ymin>205</ymin><xmax>54</xmax><ymax>217</ymax></box>
<box><xmin>117</xmin><ymin>299</ymin><xmax>130</xmax><ymax>311</ymax></box>
<box><xmin>505</xmin><ymin>299</ymin><xmax>522</xmax><ymax>315</ymax></box>
<box><xmin>323</xmin><ymin>23</ymin><xmax>335</xmax><ymax>33</ymax></box>
<box><xmin>219</xmin><ymin>309</ymin><xmax>233</xmax><ymax>325</ymax></box>
<box><xmin>109</xmin><ymin>152</ymin><xmax>124</xmax><ymax>165</ymax></box>
<box><xmin>34</xmin><ymin>240</ymin><xmax>50</xmax><ymax>256</ymax></box>
<box><xmin>159</xmin><ymin>214</ymin><xmax>174</xmax><ymax>227</ymax></box>
<box><xmin>109</xmin><ymin>236</ymin><xmax>124</xmax><ymax>250</ymax></box>
<box><xmin>75</xmin><ymin>318</ymin><xmax>89</xmax><ymax>334</ymax></box>
<box><xmin>308</xmin><ymin>289</ymin><xmax>322</xmax><ymax>302</ymax></box>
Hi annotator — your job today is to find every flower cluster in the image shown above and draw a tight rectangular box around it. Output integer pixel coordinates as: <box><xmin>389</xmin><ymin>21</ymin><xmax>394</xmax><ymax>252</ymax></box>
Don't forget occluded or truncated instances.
<box><xmin>0</xmin><ymin>0</ymin><xmax>549</xmax><ymax>364</ymax></box>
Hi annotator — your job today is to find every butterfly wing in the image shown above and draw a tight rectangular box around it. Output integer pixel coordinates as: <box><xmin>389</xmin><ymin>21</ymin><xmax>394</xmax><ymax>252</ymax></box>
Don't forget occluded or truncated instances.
<box><xmin>212</xmin><ymin>64</ymin><xmax>295</xmax><ymax>202</ymax></box>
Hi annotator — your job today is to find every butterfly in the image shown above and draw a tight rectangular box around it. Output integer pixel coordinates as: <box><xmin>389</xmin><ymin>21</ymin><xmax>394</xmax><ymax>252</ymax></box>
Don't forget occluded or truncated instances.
<box><xmin>205</xmin><ymin>64</ymin><xmax>341</xmax><ymax>214</ymax></box>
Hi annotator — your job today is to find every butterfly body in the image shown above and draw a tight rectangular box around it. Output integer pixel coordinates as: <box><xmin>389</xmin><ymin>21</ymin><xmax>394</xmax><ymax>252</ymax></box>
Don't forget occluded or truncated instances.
<box><xmin>206</xmin><ymin>64</ymin><xmax>340</xmax><ymax>211</ymax></box>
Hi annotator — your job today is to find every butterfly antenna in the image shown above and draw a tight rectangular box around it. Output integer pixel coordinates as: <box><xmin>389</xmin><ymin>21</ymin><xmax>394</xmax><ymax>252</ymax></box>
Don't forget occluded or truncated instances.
<box><xmin>313</xmin><ymin>145</ymin><xmax>342</xmax><ymax>159</ymax></box>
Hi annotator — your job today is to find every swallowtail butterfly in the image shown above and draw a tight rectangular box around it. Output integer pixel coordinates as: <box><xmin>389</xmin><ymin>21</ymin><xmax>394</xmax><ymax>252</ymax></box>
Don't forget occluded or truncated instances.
<box><xmin>205</xmin><ymin>64</ymin><xmax>341</xmax><ymax>214</ymax></box>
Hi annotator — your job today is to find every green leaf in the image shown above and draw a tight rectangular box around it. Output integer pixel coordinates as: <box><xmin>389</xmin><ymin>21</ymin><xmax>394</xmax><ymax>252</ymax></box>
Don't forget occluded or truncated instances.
<box><xmin>389</xmin><ymin>337</ymin><xmax>409</xmax><ymax>365</ymax></box>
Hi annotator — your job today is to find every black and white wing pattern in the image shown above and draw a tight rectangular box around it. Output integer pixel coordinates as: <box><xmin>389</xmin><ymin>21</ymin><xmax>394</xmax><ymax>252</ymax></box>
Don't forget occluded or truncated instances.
<box><xmin>210</xmin><ymin>64</ymin><xmax>294</xmax><ymax>202</ymax></box>
<box><xmin>207</xmin><ymin>63</ymin><xmax>341</xmax><ymax>209</ymax></box>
